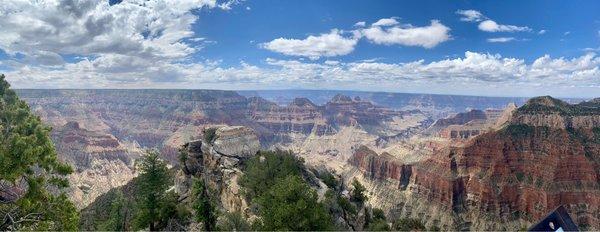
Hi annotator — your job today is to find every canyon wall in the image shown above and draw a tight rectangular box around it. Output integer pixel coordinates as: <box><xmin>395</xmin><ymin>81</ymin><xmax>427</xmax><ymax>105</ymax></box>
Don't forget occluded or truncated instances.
<box><xmin>349</xmin><ymin>97</ymin><xmax>600</xmax><ymax>230</ymax></box>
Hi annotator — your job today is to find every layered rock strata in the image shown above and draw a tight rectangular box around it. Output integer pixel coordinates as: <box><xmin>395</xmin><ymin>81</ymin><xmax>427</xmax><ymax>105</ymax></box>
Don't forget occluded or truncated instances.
<box><xmin>349</xmin><ymin>97</ymin><xmax>600</xmax><ymax>230</ymax></box>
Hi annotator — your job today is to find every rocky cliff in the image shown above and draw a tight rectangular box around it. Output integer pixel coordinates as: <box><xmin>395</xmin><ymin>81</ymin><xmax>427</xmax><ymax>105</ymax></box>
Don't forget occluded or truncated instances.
<box><xmin>18</xmin><ymin>89</ymin><xmax>426</xmax><ymax>207</ymax></box>
<box><xmin>176</xmin><ymin>126</ymin><xmax>260</xmax><ymax>217</ymax></box>
<box><xmin>429</xmin><ymin>104</ymin><xmax>517</xmax><ymax>141</ymax></box>
<box><xmin>350</xmin><ymin>96</ymin><xmax>600</xmax><ymax>230</ymax></box>
<box><xmin>51</xmin><ymin>121</ymin><xmax>141</xmax><ymax>208</ymax></box>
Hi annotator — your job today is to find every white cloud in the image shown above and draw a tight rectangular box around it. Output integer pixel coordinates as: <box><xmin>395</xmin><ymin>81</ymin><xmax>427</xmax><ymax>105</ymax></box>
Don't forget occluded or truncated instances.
<box><xmin>361</xmin><ymin>20</ymin><xmax>451</xmax><ymax>48</ymax></box>
<box><xmin>478</xmin><ymin>20</ymin><xmax>531</xmax><ymax>32</ymax></box>
<box><xmin>260</xmin><ymin>30</ymin><xmax>359</xmax><ymax>60</ymax></box>
<box><xmin>371</xmin><ymin>17</ymin><xmax>399</xmax><ymax>27</ymax></box>
<box><xmin>5</xmin><ymin>51</ymin><xmax>598</xmax><ymax>97</ymax></box>
<box><xmin>487</xmin><ymin>37</ymin><xmax>516</xmax><ymax>43</ymax></box>
<box><xmin>564</xmin><ymin>31</ymin><xmax>571</xmax><ymax>36</ymax></box>
<box><xmin>0</xmin><ymin>3</ymin><xmax>596</xmax><ymax>97</ymax></box>
<box><xmin>538</xmin><ymin>29</ymin><xmax>546</xmax><ymax>34</ymax></box>
<box><xmin>456</xmin><ymin>10</ymin><xmax>485</xmax><ymax>22</ymax></box>
<box><xmin>0</xmin><ymin>0</ymin><xmax>222</xmax><ymax>83</ymax></box>
<box><xmin>354</xmin><ymin>21</ymin><xmax>366</xmax><ymax>27</ymax></box>
<box><xmin>457</xmin><ymin>10</ymin><xmax>532</xmax><ymax>33</ymax></box>
<box><xmin>262</xmin><ymin>17</ymin><xmax>452</xmax><ymax>58</ymax></box>
<box><xmin>218</xmin><ymin>0</ymin><xmax>242</xmax><ymax>10</ymax></box>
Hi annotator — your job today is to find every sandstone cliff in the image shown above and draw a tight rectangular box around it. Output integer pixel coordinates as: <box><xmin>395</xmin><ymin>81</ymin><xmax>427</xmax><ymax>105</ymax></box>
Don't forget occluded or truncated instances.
<box><xmin>52</xmin><ymin>121</ymin><xmax>141</xmax><ymax>208</ymax></box>
<box><xmin>350</xmin><ymin>96</ymin><xmax>600</xmax><ymax>230</ymax></box>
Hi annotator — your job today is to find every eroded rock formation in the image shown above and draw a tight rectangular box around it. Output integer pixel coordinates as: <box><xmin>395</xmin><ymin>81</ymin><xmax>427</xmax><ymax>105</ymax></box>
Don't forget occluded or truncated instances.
<box><xmin>350</xmin><ymin>97</ymin><xmax>600</xmax><ymax>230</ymax></box>
<box><xmin>177</xmin><ymin>126</ymin><xmax>260</xmax><ymax>216</ymax></box>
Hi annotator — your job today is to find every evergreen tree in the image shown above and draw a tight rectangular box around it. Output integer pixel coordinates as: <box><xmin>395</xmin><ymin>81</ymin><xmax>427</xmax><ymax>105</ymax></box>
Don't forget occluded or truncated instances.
<box><xmin>239</xmin><ymin>150</ymin><xmax>304</xmax><ymax>200</ymax></box>
<box><xmin>192</xmin><ymin>178</ymin><xmax>217</xmax><ymax>231</ymax></box>
<box><xmin>350</xmin><ymin>178</ymin><xmax>368</xmax><ymax>204</ymax></box>
<box><xmin>256</xmin><ymin>175</ymin><xmax>333</xmax><ymax>231</ymax></box>
<box><xmin>0</xmin><ymin>74</ymin><xmax>78</xmax><ymax>230</ymax></box>
<box><xmin>98</xmin><ymin>191</ymin><xmax>128</xmax><ymax>231</ymax></box>
<box><xmin>133</xmin><ymin>149</ymin><xmax>170</xmax><ymax>231</ymax></box>
<box><xmin>367</xmin><ymin>208</ymin><xmax>390</xmax><ymax>231</ymax></box>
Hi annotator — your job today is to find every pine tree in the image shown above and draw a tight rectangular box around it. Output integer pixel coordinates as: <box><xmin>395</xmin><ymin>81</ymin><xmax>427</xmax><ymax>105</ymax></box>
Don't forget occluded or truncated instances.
<box><xmin>0</xmin><ymin>74</ymin><xmax>78</xmax><ymax>230</ymax></box>
<box><xmin>98</xmin><ymin>191</ymin><xmax>128</xmax><ymax>231</ymax></box>
<box><xmin>192</xmin><ymin>178</ymin><xmax>217</xmax><ymax>231</ymax></box>
<box><xmin>350</xmin><ymin>178</ymin><xmax>368</xmax><ymax>204</ymax></box>
<box><xmin>133</xmin><ymin>149</ymin><xmax>170</xmax><ymax>231</ymax></box>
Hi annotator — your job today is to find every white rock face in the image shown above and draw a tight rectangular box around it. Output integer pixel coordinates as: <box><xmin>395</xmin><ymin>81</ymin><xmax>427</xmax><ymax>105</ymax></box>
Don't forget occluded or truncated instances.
<box><xmin>212</xmin><ymin>126</ymin><xmax>260</xmax><ymax>158</ymax></box>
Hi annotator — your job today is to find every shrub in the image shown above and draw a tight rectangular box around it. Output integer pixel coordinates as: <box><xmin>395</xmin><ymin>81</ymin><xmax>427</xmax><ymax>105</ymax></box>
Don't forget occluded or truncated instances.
<box><xmin>393</xmin><ymin>218</ymin><xmax>426</xmax><ymax>231</ymax></box>
<box><xmin>239</xmin><ymin>150</ymin><xmax>304</xmax><ymax>200</ymax></box>
<box><xmin>350</xmin><ymin>178</ymin><xmax>368</xmax><ymax>204</ymax></box>
<box><xmin>203</xmin><ymin>127</ymin><xmax>217</xmax><ymax>143</ymax></box>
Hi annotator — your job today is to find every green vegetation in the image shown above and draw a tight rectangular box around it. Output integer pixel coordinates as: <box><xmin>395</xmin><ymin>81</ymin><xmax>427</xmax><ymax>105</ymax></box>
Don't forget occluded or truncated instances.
<box><xmin>97</xmin><ymin>191</ymin><xmax>128</xmax><ymax>231</ymax></box>
<box><xmin>203</xmin><ymin>127</ymin><xmax>218</xmax><ymax>143</ymax></box>
<box><xmin>82</xmin><ymin>150</ymin><xmax>187</xmax><ymax>231</ymax></box>
<box><xmin>392</xmin><ymin>218</ymin><xmax>426</xmax><ymax>231</ymax></box>
<box><xmin>178</xmin><ymin>148</ymin><xmax>188</xmax><ymax>165</ymax></box>
<box><xmin>337</xmin><ymin>195</ymin><xmax>358</xmax><ymax>215</ymax></box>
<box><xmin>516</xmin><ymin>96</ymin><xmax>600</xmax><ymax>116</ymax></box>
<box><xmin>255</xmin><ymin>175</ymin><xmax>333</xmax><ymax>230</ymax></box>
<box><xmin>0</xmin><ymin>74</ymin><xmax>79</xmax><ymax>230</ymax></box>
<box><xmin>217</xmin><ymin>211</ymin><xmax>251</xmax><ymax>231</ymax></box>
<box><xmin>316</xmin><ymin>169</ymin><xmax>339</xmax><ymax>189</ymax></box>
<box><xmin>351</xmin><ymin>178</ymin><xmax>368</xmax><ymax>204</ymax></box>
<box><xmin>504</xmin><ymin>124</ymin><xmax>535</xmax><ymax>137</ymax></box>
<box><xmin>366</xmin><ymin>208</ymin><xmax>390</xmax><ymax>231</ymax></box>
<box><xmin>133</xmin><ymin>150</ymin><xmax>171</xmax><ymax>231</ymax></box>
<box><xmin>191</xmin><ymin>178</ymin><xmax>217</xmax><ymax>231</ymax></box>
<box><xmin>515</xmin><ymin>172</ymin><xmax>525</xmax><ymax>182</ymax></box>
<box><xmin>240</xmin><ymin>150</ymin><xmax>333</xmax><ymax>231</ymax></box>
<box><xmin>239</xmin><ymin>150</ymin><xmax>304</xmax><ymax>200</ymax></box>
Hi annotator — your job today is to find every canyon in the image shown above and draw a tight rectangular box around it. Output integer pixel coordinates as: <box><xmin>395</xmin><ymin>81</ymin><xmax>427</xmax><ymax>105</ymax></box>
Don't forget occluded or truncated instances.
<box><xmin>348</xmin><ymin>96</ymin><xmax>600</xmax><ymax>230</ymax></box>
<box><xmin>15</xmin><ymin>89</ymin><xmax>598</xmax><ymax>230</ymax></box>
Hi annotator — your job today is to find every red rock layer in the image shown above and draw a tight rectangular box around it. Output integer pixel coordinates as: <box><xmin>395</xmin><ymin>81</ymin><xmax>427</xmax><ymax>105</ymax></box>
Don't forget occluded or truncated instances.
<box><xmin>351</xmin><ymin>125</ymin><xmax>600</xmax><ymax>229</ymax></box>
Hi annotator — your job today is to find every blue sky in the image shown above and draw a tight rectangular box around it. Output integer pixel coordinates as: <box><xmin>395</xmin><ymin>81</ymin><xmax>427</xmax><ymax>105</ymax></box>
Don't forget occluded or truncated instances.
<box><xmin>0</xmin><ymin>0</ymin><xmax>599</xmax><ymax>97</ymax></box>
<box><xmin>195</xmin><ymin>0</ymin><xmax>599</xmax><ymax>65</ymax></box>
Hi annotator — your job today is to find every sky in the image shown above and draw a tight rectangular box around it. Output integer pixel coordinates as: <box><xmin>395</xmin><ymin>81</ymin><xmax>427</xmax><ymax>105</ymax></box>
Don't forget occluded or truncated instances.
<box><xmin>0</xmin><ymin>0</ymin><xmax>599</xmax><ymax>97</ymax></box>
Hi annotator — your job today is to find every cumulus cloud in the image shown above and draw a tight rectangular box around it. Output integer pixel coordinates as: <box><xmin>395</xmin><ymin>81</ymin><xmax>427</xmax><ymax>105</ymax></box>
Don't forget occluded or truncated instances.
<box><xmin>354</xmin><ymin>21</ymin><xmax>366</xmax><ymax>27</ymax></box>
<box><xmin>538</xmin><ymin>29</ymin><xmax>547</xmax><ymax>34</ymax></box>
<box><xmin>478</xmin><ymin>20</ymin><xmax>531</xmax><ymax>32</ymax></box>
<box><xmin>260</xmin><ymin>30</ymin><xmax>359</xmax><ymax>60</ymax></box>
<box><xmin>487</xmin><ymin>37</ymin><xmax>516</xmax><ymax>43</ymax></box>
<box><xmin>262</xmin><ymin>17</ymin><xmax>451</xmax><ymax>58</ymax></box>
<box><xmin>371</xmin><ymin>17</ymin><xmax>400</xmax><ymax>27</ymax></box>
<box><xmin>457</xmin><ymin>9</ymin><xmax>531</xmax><ymax>33</ymax></box>
<box><xmin>456</xmin><ymin>10</ymin><xmax>485</xmax><ymax>22</ymax></box>
<box><xmin>361</xmin><ymin>20</ymin><xmax>451</xmax><ymax>48</ymax></box>
<box><xmin>4</xmin><ymin>51</ymin><xmax>598</xmax><ymax>97</ymax></box>
<box><xmin>0</xmin><ymin>2</ymin><xmax>596</xmax><ymax>97</ymax></box>
<box><xmin>0</xmin><ymin>0</ymin><xmax>224</xmax><ymax>83</ymax></box>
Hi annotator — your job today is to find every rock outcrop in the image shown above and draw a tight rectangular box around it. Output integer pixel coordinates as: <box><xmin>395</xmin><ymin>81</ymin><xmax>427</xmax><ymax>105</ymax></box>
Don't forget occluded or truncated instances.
<box><xmin>177</xmin><ymin>126</ymin><xmax>260</xmax><ymax>216</ymax></box>
<box><xmin>512</xmin><ymin>96</ymin><xmax>600</xmax><ymax>129</ymax></box>
<box><xmin>350</xmin><ymin>96</ymin><xmax>600</xmax><ymax>230</ymax></box>
<box><xmin>52</xmin><ymin>121</ymin><xmax>141</xmax><ymax>208</ymax></box>
<box><xmin>429</xmin><ymin>104</ymin><xmax>517</xmax><ymax>140</ymax></box>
